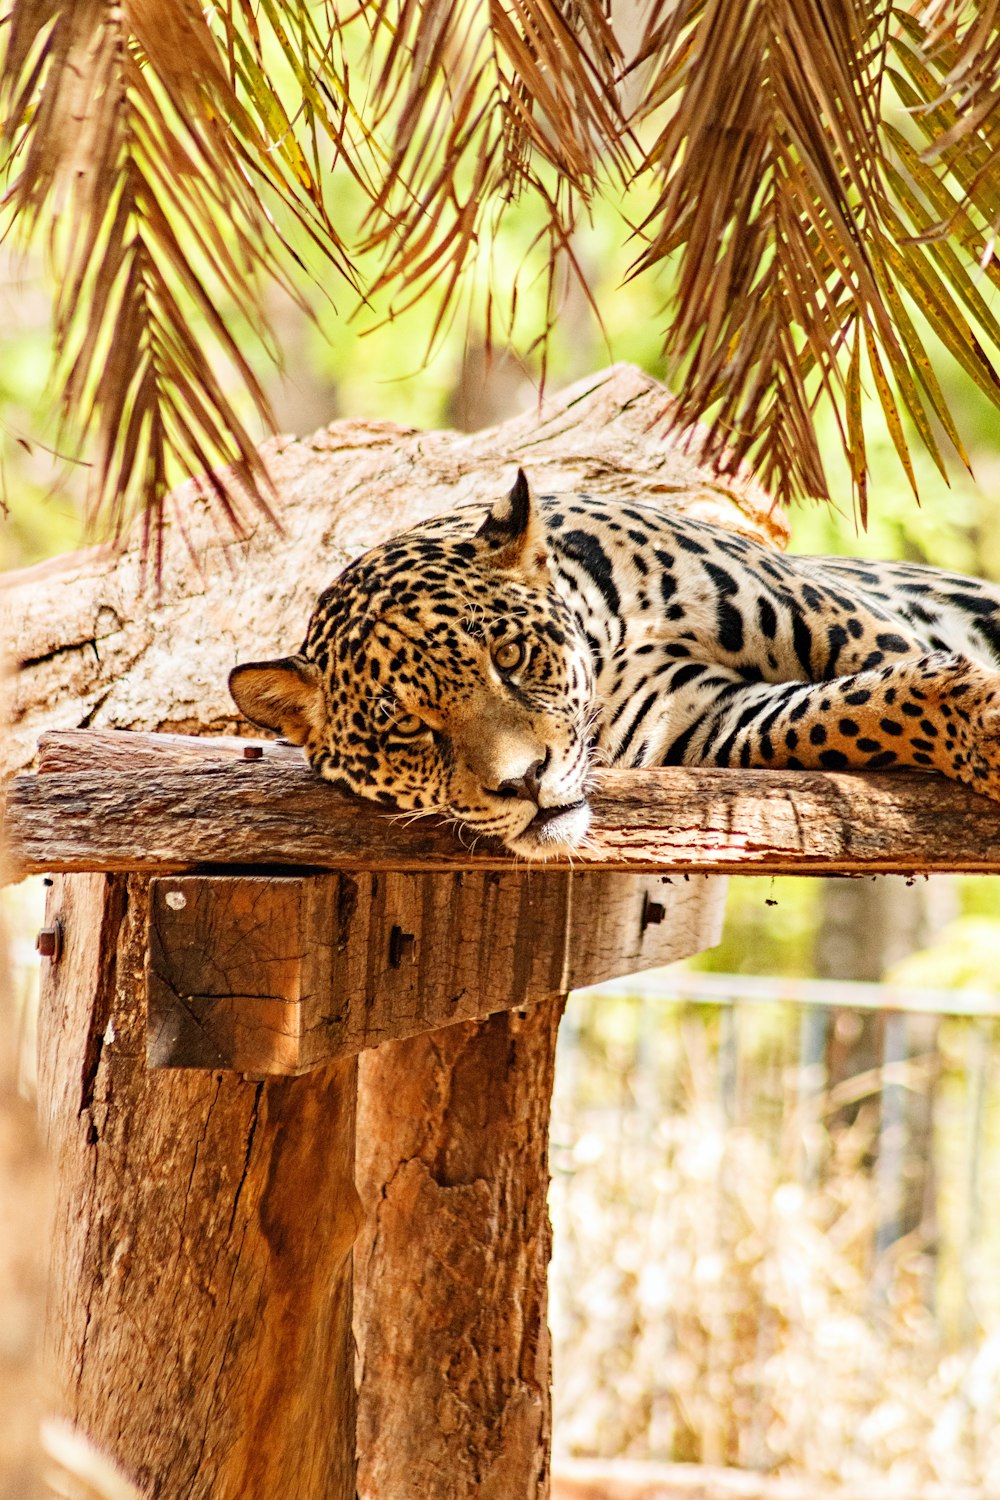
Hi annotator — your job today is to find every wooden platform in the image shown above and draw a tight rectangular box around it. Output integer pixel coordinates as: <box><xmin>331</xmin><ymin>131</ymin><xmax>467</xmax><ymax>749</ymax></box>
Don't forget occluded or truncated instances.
<box><xmin>6</xmin><ymin>728</ymin><xmax>1000</xmax><ymax>881</ymax></box>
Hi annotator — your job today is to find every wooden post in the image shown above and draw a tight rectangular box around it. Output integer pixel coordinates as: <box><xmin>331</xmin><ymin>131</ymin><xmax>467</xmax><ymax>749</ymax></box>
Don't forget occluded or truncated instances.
<box><xmin>355</xmin><ymin>1002</ymin><xmax>564</xmax><ymax>1500</ymax></box>
<box><xmin>38</xmin><ymin>873</ymin><xmax>360</xmax><ymax>1500</ymax></box>
<box><xmin>26</xmin><ymin>740</ymin><xmax>725</xmax><ymax>1499</ymax></box>
<box><xmin>353</xmin><ymin>872</ymin><xmax>725</xmax><ymax>1500</ymax></box>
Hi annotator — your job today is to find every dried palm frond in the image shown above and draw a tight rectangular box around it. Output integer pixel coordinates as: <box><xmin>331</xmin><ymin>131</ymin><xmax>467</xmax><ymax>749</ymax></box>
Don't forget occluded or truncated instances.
<box><xmin>916</xmin><ymin>0</ymin><xmax>1000</xmax><ymax>170</ymax></box>
<box><xmin>630</xmin><ymin>0</ymin><xmax>1000</xmax><ymax>519</ymax></box>
<box><xmin>355</xmin><ymin>0</ymin><xmax>629</xmax><ymax>363</ymax></box>
<box><xmin>0</xmin><ymin>0</ymin><xmax>356</xmax><ymax>555</ymax></box>
<box><xmin>3</xmin><ymin>1</ymin><xmax>1000</xmax><ymax>544</ymax></box>
<box><xmin>896</xmin><ymin>6</ymin><xmax>1000</xmax><ymax>263</ymax></box>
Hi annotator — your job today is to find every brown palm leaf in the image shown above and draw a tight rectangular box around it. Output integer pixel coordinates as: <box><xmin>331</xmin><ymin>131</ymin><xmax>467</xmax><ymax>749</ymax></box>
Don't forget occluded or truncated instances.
<box><xmin>1</xmin><ymin>0</ymin><xmax>357</xmax><ymax>553</ymax></box>
<box><xmin>354</xmin><ymin>0</ymin><xmax>630</xmax><ymax>356</ymax></box>
<box><xmin>3</xmin><ymin>0</ymin><xmax>1000</xmax><ymax>545</ymax></box>
<box><xmin>629</xmin><ymin>0</ymin><xmax>1000</xmax><ymax>518</ymax></box>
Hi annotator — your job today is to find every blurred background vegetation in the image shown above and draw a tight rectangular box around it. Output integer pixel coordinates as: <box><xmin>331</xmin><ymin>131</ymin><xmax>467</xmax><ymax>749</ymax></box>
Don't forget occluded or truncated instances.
<box><xmin>3</xmin><ymin>154</ymin><xmax>999</xmax><ymax>572</ymax></box>
<box><xmin>4</xmin><ymin>10</ymin><xmax>1000</xmax><ymax>1488</ymax></box>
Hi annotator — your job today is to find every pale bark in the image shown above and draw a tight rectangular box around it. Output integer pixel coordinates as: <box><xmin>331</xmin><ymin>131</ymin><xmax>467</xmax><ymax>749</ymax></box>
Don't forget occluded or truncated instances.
<box><xmin>2</xmin><ymin>363</ymin><xmax>784</xmax><ymax>784</ymax></box>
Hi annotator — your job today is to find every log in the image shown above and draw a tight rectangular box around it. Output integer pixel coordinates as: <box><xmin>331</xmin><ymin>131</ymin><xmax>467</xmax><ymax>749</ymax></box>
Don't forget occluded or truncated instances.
<box><xmin>39</xmin><ymin>872</ymin><xmax>360</xmax><ymax>1500</ymax></box>
<box><xmin>7</xmin><ymin>740</ymin><xmax>1000</xmax><ymax>878</ymax></box>
<box><xmin>355</xmin><ymin>1002</ymin><xmax>565</xmax><ymax>1500</ymax></box>
<box><xmin>2</xmin><ymin>364</ymin><xmax>784</xmax><ymax>785</ymax></box>
<box><xmin>35</xmin><ymin>726</ymin><xmax>302</xmax><ymax>773</ymax></box>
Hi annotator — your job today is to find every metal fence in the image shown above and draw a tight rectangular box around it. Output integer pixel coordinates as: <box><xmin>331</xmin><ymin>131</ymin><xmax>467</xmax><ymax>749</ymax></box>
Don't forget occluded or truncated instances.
<box><xmin>550</xmin><ymin>968</ymin><xmax>1000</xmax><ymax>1494</ymax></box>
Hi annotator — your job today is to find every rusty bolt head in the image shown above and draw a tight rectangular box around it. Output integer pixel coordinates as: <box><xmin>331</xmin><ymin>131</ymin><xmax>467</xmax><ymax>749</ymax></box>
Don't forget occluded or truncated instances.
<box><xmin>388</xmin><ymin>926</ymin><xmax>416</xmax><ymax>968</ymax></box>
<box><xmin>242</xmin><ymin>744</ymin><xmax>264</xmax><ymax>761</ymax></box>
<box><xmin>641</xmin><ymin>895</ymin><xmax>666</xmax><ymax>932</ymax></box>
<box><xmin>36</xmin><ymin>923</ymin><xmax>63</xmax><ymax>961</ymax></box>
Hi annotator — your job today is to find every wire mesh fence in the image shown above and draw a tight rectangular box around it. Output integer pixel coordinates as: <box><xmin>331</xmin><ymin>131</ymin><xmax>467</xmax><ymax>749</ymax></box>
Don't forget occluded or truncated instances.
<box><xmin>550</xmin><ymin>971</ymin><xmax>1000</xmax><ymax>1495</ymax></box>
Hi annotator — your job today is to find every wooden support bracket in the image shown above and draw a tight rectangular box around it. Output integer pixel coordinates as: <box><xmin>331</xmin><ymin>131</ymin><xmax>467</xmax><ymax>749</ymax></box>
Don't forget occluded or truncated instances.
<box><xmin>145</xmin><ymin>869</ymin><xmax>725</xmax><ymax>1074</ymax></box>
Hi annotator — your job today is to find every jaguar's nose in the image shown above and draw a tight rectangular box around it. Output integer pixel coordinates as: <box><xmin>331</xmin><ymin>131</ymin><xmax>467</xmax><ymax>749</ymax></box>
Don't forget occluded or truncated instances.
<box><xmin>493</xmin><ymin>748</ymin><xmax>551</xmax><ymax>805</ymax></box>
<box><xmin>495</xmin><ymin>758</ymin><xmax>544</xmax><ymax>805</ymax></box>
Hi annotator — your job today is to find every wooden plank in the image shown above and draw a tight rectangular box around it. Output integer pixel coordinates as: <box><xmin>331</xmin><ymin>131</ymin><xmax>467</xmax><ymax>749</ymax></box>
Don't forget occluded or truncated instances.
<box><xmin>7</xmin><ymin>748</ymin><xmax>1000</xmax><ymax>878</ymax></box>
<box><xmin>147</xmin><ymin>876</ymin><xmax>317</xmax><ymax>1072</ymax></box>
<box><xmin>563</xmin><ymin>871</ymin><xmax>726</xmax><ymax>990</ymax></box>
<box><xmin>146</xmin><ymin>870</ymin><xmax>725</xmax><ymax>1073</ymax></box>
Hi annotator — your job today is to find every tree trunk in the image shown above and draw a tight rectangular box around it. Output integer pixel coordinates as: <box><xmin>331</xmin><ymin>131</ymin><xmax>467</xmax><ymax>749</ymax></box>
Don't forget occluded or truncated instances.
<box><xmin>39</xmin><ymin>872</ymin><xmax>360</xmax><ymax>1500</ymax></box>
<box><xmin>0</xmin><ymin>917</ymin><xmax>48</xmax><ymax>1500</ymax></box>
<box><xmin>355</xmin><ymin>1000</ymin><xmax>565</xmax><ymax>1500</ymax></box>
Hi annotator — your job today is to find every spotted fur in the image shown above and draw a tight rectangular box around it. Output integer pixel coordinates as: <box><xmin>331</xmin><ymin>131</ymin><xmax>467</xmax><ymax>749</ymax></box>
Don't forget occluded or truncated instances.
<box><xmin>229</xmin><ymin>470</ymin><xmax>1000</xmax><ymax>858</ymax></box>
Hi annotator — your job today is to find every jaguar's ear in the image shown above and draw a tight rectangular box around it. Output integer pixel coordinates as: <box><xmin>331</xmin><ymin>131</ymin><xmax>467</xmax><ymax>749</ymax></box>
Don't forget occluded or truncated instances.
<box><xmin>228</xmin><ymin>655</ymin><xmax>326</xmax><ymax>746</ymax></box>
<box><xmin>475</xmin><ymin>469</ymin><xmax>550</xmax><ymax>585</ymax></box>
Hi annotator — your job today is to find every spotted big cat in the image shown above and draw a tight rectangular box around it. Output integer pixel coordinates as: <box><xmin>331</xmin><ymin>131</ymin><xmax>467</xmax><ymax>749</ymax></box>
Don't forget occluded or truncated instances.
<box><xmin>229</xmin><ymin>470</ymin><xmax>1000</xmax><ymax>859</ymax></box>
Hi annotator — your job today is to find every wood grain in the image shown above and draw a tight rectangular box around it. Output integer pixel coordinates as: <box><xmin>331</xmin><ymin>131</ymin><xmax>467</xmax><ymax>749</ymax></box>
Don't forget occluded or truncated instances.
<box><xmin>36</xmin><ymin>726</ymin><xmax>302</xmax><ymax>773</ymax></box>
<box><xmin>38</xmin><ymin>872</ymin><xmax>360</xmax><ymax>1500</ymax></box>
<box><xmin>355</xmin><ymin>999</ymin><xmax>565</xmax><ymax>1500</ymax></box>
<box><xmin>145</xmin><ymin>870</ymin><xmax>725</xmax><ymax>1073</ymax></box>
<box><xmin>8</xmin><ymin>745</ymin><xmax>1000</xmax><ymax>878</ymax></box>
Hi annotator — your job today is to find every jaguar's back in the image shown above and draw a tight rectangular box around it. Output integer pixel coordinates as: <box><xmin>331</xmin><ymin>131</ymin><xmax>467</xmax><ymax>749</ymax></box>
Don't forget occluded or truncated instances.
<box><xmin>230</xmin><ymin>471</ymin><xmax>1000</xmax><ymax>858</ymax></box>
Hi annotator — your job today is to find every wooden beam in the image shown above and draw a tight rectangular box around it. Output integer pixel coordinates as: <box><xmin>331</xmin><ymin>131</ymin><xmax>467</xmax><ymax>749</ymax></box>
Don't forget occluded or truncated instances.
<box><xmin>34</xmin><ymin>727</ymin><xmax>302</xmax><ymax>773</ymax></box>
<box><xmin>146</xmin><ymin>869</ymin><xmax>724</xmax><ymax>1074</ymax></box>
<box><xmin>6</xmin><ymin>729</ymin><xmax>1000</xmax><ymax>878</ymax></box>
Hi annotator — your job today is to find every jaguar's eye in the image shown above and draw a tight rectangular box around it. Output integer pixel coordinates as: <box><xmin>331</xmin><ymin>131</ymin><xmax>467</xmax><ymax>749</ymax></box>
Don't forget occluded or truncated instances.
<box><xmin>492</xmin><ymin>639</ymin><xmax>526</xmax><ymax>674</ymax></box>
<box><xmin>389</xmin><ymin>712</ymin><xmax>426</xmax><ymax>738</ymax></box>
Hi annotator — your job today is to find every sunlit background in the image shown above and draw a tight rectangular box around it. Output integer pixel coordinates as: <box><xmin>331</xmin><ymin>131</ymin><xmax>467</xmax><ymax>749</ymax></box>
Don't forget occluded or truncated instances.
<box><xmin>5</xmin><ymin>133</ymin><xmax>1000</xmax><ymax>1497</ymax></box>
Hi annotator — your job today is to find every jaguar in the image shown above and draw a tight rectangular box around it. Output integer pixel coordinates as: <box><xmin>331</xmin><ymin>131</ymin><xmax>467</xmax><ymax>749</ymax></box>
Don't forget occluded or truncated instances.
<box><xmin>229</xmin><ymin>469</ymin><xmax>1000</xmax><ymax>859</ymax></box>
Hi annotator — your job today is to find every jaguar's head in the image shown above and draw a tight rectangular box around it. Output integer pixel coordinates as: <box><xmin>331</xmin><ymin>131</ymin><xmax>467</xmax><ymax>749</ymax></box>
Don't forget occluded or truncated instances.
<box><xmin>229</xmin><ymin>471</ymin><xmax>597</xmax><ymax>858</ymax></box>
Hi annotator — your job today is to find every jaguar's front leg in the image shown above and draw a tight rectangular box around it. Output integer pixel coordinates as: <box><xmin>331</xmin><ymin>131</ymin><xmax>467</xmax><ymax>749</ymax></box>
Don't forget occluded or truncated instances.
<box><xmin>648</xmin><ymin>652</ymin><xmax>1000</xmax><ymax>801</ymax></box>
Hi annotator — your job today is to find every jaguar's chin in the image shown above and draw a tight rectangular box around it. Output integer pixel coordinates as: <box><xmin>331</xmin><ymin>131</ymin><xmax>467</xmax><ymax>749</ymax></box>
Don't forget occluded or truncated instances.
<box><xmin>503</xmin><ymin>799</ymin><xmax>592</xmax><ymax>860</ymax></box>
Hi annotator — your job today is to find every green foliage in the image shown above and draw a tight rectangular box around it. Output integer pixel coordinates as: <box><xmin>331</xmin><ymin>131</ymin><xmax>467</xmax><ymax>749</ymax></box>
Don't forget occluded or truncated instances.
<box><xmin>692</xmin><ymin>878</ymin><xmax>822</xmax><ymax>978</ymax></box>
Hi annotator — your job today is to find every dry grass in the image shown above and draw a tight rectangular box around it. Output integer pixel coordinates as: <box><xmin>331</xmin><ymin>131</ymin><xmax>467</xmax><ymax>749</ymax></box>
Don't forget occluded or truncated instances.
<box><xmin>549</xmin><ymin>995</ymin><xmax>1000</xmax><ymax>1495</ymax></box>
